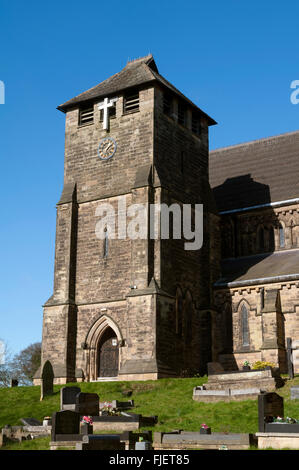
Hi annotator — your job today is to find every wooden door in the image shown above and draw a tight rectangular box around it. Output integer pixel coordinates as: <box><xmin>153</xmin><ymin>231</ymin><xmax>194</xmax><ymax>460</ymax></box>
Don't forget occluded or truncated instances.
<box><xmin>98</xmin><ymin>328</ymin><xmax>119</xmax><ymax>377</ymax></box>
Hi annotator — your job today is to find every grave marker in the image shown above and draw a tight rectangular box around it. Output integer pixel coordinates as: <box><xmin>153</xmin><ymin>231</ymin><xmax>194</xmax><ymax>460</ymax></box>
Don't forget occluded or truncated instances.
<box><xmin>258</xmin><ymin>392</ymin><xmax>284</xmax><ymax>432</ymax></box>
<box><xmin>60</xmin><ymin>386</ymin><xmax>81</xmax><ymax>410</ymax></box>
<box><xmin>51</xmin><ymin>410</ymin><xmax>80</xmax><ymax>442</ymax></box>
<box><xmin>75</xmin><ymin>392</ymin><xmax>99</xmax><ymax>416</ymax></box>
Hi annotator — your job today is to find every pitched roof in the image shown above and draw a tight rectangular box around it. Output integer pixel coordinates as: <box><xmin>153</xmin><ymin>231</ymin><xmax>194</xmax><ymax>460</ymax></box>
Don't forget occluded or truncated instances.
<box><xmin>209</xmin><ymin>130</ymin><xmax>299</xmax><ymax>212</ymax></box>
<box><xmin>215</xmin><ymin>249</ymin><xmax>299</xmax><ymax>287</ymax></box>
<box><xmin>57</xmin><ymin>55</ymin><xmax>216</xmax><ymax>124</ymax></box>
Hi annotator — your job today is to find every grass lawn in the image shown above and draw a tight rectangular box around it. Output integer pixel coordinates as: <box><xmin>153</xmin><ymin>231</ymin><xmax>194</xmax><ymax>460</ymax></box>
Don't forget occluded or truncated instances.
<box><xmin>1</xmin><ymin>375</ymin><xmax>299</xmax><ymax>450</ymax></box>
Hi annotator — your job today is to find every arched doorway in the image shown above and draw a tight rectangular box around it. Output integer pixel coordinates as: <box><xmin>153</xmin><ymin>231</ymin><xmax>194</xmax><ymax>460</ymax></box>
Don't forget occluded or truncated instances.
<box><xmin>97</xmin><ymin>327</ymin><xmax>119</xmax><ymax>378</ymax></box>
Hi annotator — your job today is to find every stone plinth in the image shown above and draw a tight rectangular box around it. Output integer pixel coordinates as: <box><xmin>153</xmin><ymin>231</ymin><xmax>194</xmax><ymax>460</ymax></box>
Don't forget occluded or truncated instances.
<box><xmin>204</xmin><ymin>369</ymin><xmax>281</xmax><ymax>392</ymax></box>
<box><xmin>256</xmin><ymin>432</ymin><xmax>299</xmax><ymax>450</ymax></box>
<box><xmin>193</xmin><ymin>387</ymin><xmax>261</xmax><ymax>403</ymax></box>
<box><xmin>153</xmin><ymin>432</ymin><xmax>255</xmax><ymax>450</ymax></box>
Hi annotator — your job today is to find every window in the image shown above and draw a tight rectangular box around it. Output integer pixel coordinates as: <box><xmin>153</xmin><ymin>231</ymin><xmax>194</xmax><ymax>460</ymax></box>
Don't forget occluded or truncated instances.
<box><xmin>79</xmin><ymin>106</ymin><xmax>94</xmax><ymax>125</ymax></box>
<box><xmin>163</xmin><ymin>93</ymin><xmax>172</xmax><ymax>116</ymax></box>
<box><xmin>192</xmin><ymin>113</ymin><xmax>201</xmax><ymax>136</ymax></box>
<box><xmin>103</xmin><ymin>229</ymin><xmax>109</xmax><ymax>258</ymax></box>
<box><xmin>241</xmin><ymin>304</ymin><xmax>249</xmax><ymax>347</ymax></box>
<box><xmin>123</xmin><ymin>89</ymin><xmax>139</xmax><ymax>113</ymax></box>
<box><xmin>279</xmin><ymin>224</ymin><xmax>285</xmax><ymax>248</ymax></box>
<box><xmin>178</xmin><ymin>102</ymin><xmax>186</xmax><ymax>126</ymax></box>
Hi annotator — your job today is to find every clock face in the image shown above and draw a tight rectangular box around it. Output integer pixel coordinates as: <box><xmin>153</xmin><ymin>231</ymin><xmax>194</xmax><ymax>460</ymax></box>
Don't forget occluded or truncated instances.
<box><xmin>98</xmin><ymin>137</ymin><xmax>117</xmax><ymax>161</ymax></box>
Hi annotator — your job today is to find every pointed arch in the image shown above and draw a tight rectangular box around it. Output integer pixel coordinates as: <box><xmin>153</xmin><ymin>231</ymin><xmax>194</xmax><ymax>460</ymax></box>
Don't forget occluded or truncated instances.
<box><xmin>83</xmin><ymin>314</ymin><xmax>123</xmax><ymax>381</ymax></box>
<box><xmin>239</xmin><ymin>301</ymin><xmax>250</xmax><ymax>347</ymax></box>
<box><xmin>84</xmin><ymin>314</ymin><xmax>123</xmax><ymax>349</ymax></box>
<box><xmin>278</xmin><ymin>221</ymin><xmax>285</xmax><ymax>248</ymax></box>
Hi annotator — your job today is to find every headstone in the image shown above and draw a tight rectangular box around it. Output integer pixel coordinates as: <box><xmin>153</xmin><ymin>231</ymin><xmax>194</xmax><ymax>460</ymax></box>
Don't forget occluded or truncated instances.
<box><xmin>60</xmin><ymin>386</ymin><xmax>81</xmax><ymax>410</ymax></box>
<box><xmin>43</xmin><ymin>417</ymin><xmax>52</xmax><ymax>426</ymax></box>
<box><xmin>40</xmin><ymin>360</ymin><xmax>54</xmax><ymax>400</ymax></box>
<box><xmin>80</xmin><ymin>422</ymin><xmax>93</xmax><ymax>435</ymax></box>
<box><xmin>135</xmin><ymin>440</ymin><xmax>152</xmax><ymax>450</ymax></box>
<box><xmin>10</xmin><ymin>379</ymin><xmax>18</xmax><ymax>387</ymax></box>
<box><xmin>21</xmin><ymin>418</ymin><xmax>42</xmax><ymax>427</ymax></box>
<box><xmin>290</xmin><ymin>387</ymin><xmax>299</xmax><ymax>400</ymax></box>
<box><xmin>207</xmin><ymin>362</ymin><xmax>225</xmax><ymax>375</ymax></box>
<box><xmin>258</xmin><ymin>392</ymin><xmax>284</xmax><ymax>432</ymax></box>
<box><xmin>75</xmin><ymin>392</ymin><xmax>99</xmax><ymax>416</ymax></box>
<box><xmin>51</xmin><ymin>410</ymin><xmax>80</xmax><ymax>442</ymax></box>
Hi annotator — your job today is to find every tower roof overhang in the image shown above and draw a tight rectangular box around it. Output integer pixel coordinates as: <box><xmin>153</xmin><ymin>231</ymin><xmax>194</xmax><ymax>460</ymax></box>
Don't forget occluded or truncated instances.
<box><xmin>57</xmin><ymin>54</ymin><xmax>216</xmax><ymax>126</ymax></box>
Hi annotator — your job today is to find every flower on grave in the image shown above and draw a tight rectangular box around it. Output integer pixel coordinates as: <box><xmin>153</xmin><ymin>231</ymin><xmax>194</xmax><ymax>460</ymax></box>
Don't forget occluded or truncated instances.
<box><xmin>286</xmin><ymin>417</ymin><xmax>297</xmax><ymax>424</ymax></box>
<box><xmin>200</xmin><ymin>423</ymin><xmax>209</xmax><ymax>429</ymax></box>
<box><xmin>82</xmin><ymin>416</ymin><xmax>93</xmax><ymax>425</ymax></box>
<box><xmin>273</xmin><ymin>416</ymin><xmax>284</xmax><ymax>422</ymax></box>
<box><xmin>243</xmin><ymin>360</ymin><xmax>250</xmax><ymax>367</ymax></box>
<box><xmin>101</xmin><ymin>401</ymin><xmax>114</xmax><ymax>414</ymax></box>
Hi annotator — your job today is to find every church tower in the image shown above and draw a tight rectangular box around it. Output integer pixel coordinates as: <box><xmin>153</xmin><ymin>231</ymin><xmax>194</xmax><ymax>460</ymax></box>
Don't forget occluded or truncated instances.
<box><xmin>36</xmin><ymin>55</ymin><xmax>218</xmax><ymax>384</ymax></box>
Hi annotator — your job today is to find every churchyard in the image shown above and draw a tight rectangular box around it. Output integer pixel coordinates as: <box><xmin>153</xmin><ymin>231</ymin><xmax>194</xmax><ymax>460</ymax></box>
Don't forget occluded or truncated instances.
<box><xmin>0</xmin><ymin>374</ymin><xmax>299</xmax><ymax>450</ymax></box>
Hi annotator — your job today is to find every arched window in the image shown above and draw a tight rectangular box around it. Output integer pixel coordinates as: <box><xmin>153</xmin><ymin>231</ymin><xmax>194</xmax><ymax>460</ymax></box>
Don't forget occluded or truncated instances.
<box><xmin>176</xmin><ymin>288</ymin><xmax>183</xmax><ymax>337</ymax></box>
<box><xmin>241</xmin><ymin>303</ymin><xmax>249</xmax><ymax>347</ymax></box>
<box><xmin>279</xmin><ymin>223</ymin><xmax>285</xmax><ymax>248</ymax></box>
<box><xmin>103</xmin><ymin>228</ymin><xmax>109</xmax><ymax>258</ymax></box>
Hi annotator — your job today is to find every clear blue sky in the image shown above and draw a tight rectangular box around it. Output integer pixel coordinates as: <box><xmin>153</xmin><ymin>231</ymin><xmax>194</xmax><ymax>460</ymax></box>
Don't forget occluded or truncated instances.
<box><xmin>0</xmin><ymin>0</ymin><xmax>298</xmax><ymax>356</ymax></box>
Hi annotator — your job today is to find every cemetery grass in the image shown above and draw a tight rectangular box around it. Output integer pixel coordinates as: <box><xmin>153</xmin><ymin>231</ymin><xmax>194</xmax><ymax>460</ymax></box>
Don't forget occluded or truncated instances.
<box><xmin>1</xmin><ymin>375</ymin><xmax>299</xmax><ymax>450</ymax></box>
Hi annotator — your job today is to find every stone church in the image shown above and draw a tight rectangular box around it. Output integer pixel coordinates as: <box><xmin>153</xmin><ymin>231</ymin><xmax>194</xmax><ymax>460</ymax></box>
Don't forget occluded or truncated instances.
<box><xmin>34</xmin><ymin>55</ymin><xmax>299</xmax><ymax>384</ymax></box>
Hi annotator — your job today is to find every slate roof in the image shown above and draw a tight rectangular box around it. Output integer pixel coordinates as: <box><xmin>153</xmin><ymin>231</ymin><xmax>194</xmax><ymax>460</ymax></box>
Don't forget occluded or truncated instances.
<box><xmin>57</xmin><ymin>54</ymin><xmax>216</xmax><ymax>125</ymax></box>
<box><xmin>215</xmin><ymin>249</ymin><xmax>299</xmax><ymax>287</ymax></box>
<box><xmin>209</xmin><ymin>130</ymin><xmax>299</xmax><ymax>213</ymax></box>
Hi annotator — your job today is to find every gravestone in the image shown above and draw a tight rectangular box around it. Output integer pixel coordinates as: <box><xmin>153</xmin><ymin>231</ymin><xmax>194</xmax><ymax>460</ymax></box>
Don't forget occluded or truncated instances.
<box><xmin>80</xmin><ymin>422</ymin><xmax>93</xmax><ymax>435</ymax></box>
<box><xmin>60</xmin><ymin>386</ymin><xmax>81</xmax><ymax>410</ymax></box>
<box><xmin>258</xmin><ymin>392</ymin><xmax>284</xmax><ymax>432</ymax></box>
<box><xmin>51</xmin><ymin>410</ymin><xmax>80</xmax><ymax>442</ymax></box>
<box><xmin>207</xmin><ymin>362</ymin><xmax>225</xmax><ymax>375</ymax></box>
<box><xmin>10</xmin><ymin>379</ymin><xmax>18</xmax><ymax>387</ymax></box>
<box><xmin>135</xmin><ymin>440</ymin><xmax>152</xmax><ymax>450</ymax></box>
<box><xmin>75</xmin><ymin>392</ymin><xmax>99</xmax><ymax>416</ymax></box>
<box><xmin>40</xmin><ymin>360</ymin><xmax>54</xmax><ymax>400</ymax></box>
<box><xmin>290</xmin><ymin>387</ymin><xmax>299</xmax><ymax>400</ymax></box>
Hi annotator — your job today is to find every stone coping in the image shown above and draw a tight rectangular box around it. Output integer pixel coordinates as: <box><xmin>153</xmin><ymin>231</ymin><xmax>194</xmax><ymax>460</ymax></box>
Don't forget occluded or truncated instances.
<box><xmin>208</xmin><ymin>370</ymin><xmax>272</xmax><ymax>381</ymax></box>
<box><xmin>193</xmin><ymin>387</ymin><xmax>261</xmax><ymax>396</ymax></box>
<box><xmin>256</xmin><ymin>432</ymin><xmax>299</xmax><ymax>437</ymax></box>
<box><xmin>161</xmin><ymin>432</ymin><xmax>252</xmax><ymax>445</ymax></box>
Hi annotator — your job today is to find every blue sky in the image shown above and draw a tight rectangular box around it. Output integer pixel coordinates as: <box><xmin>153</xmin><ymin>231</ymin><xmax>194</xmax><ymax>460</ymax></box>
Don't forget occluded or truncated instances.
<box><xmin>0</xmin><ymin>0</ymin><xmax>299</xmax><ymax>355</ymax></box>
